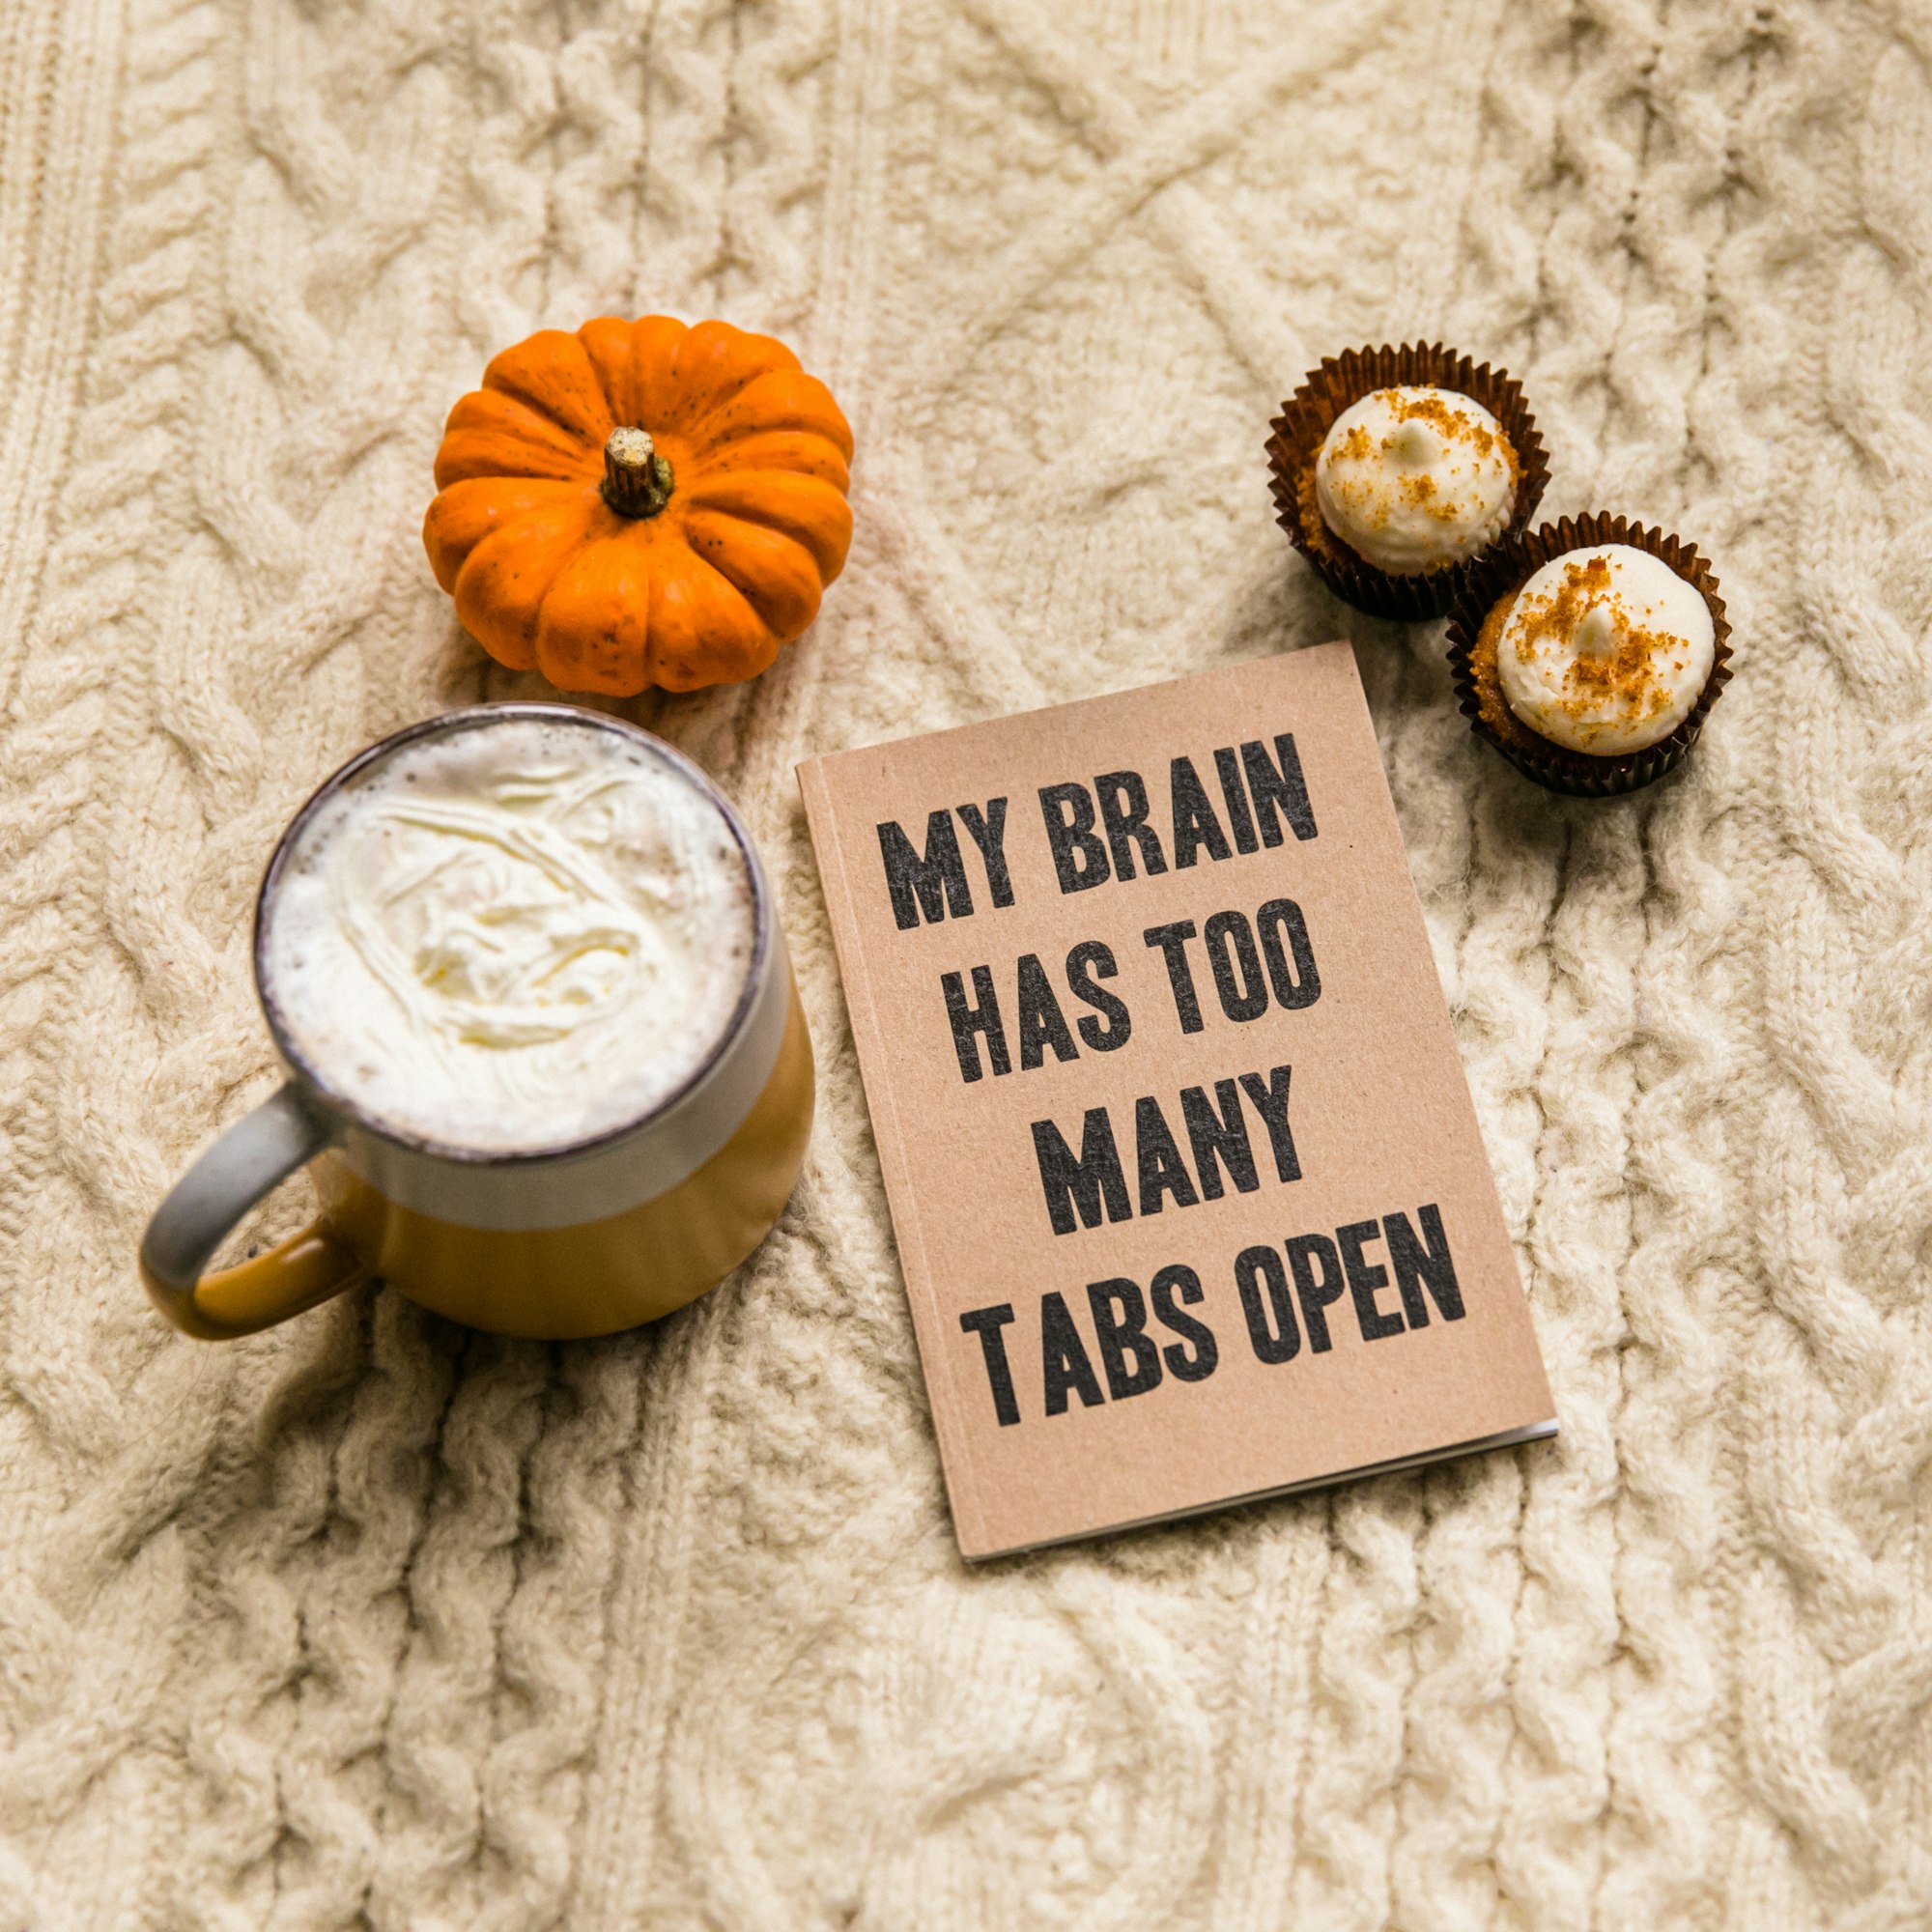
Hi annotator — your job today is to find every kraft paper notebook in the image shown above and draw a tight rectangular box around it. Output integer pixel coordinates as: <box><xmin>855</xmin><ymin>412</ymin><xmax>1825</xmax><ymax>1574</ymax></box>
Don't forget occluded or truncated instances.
<box><xmin>798</xmin><ymin>643</ymin><xmax>1556</xmax><ymax>1559</ymax></box>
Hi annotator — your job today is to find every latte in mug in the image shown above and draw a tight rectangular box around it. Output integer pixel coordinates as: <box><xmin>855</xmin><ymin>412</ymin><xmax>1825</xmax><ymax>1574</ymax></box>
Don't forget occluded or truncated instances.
<box><xmin>261</xmin><ymin>715</ymin><xmax>758</xmax><ymax>1152</ymax></box>
<box><xmin>141</xmin><ymin>705</ymin><xmax>813</xmax><ymax>1340</ymax></box>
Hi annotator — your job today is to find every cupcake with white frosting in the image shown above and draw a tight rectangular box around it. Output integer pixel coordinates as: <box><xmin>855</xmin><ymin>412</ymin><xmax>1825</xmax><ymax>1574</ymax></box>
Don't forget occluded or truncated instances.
<box><xmin>1445</xmin><ymin>513</ymin><xmax>1732</xmax><ymax>795</ymax></box>
<box><xmin>1268</xmin><ymin>344</ymin><xmax>1548</xmax><ymax>619</ymax></box>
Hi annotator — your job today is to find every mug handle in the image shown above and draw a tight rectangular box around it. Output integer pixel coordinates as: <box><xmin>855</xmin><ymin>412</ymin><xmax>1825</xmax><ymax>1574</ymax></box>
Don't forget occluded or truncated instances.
<box><xmin>141</xmin><ymin>1084</ymin><xmax>368</xmax><ymax>1340</ymax></box>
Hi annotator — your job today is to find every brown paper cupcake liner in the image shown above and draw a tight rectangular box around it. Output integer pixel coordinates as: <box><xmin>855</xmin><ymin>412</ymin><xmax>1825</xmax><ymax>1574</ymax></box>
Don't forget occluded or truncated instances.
<box><xmin>1265</xmin><ymin>342</ymin><xmax>1548</xmax><ymax>622</ymax></box>
<box><xmin>1442</xmin><ymin>512</ymin><xmax>1732</xmax><ymax>798</ymax></box>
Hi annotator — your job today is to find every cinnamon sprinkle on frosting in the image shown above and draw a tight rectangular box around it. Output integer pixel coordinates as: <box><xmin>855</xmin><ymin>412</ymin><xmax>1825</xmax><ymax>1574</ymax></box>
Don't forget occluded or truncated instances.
<box><xmin>1494</xmin><ymin>543</ymin><xmax>1716</xmax><ymax>755</ymax></box>
<box><xmin>1313</xmin><ymin>385</ymin><xmax>1518</xmax><ymax>576</ymax></box>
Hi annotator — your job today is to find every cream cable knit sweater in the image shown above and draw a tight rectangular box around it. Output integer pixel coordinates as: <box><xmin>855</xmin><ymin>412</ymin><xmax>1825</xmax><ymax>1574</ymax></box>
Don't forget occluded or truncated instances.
<box><xmin>1</xmin><ymin>0</ymin><xmax>1927</xmax><ymax>1924</ymax></box>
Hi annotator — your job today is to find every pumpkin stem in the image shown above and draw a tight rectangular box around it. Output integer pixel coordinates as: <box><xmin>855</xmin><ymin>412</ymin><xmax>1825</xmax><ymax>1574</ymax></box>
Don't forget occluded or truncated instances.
<box><xmin>602</xmin><ymin>427</ymin><xmax>674</xmax><ymax>519</ymax></box>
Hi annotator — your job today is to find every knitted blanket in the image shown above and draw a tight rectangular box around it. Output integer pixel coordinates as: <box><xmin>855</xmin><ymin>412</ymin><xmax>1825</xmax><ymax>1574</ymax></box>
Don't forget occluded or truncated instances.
<box><xmin>3</xmin><ymin>0</ymin><xmax>1926</xmax><ymax>1923</ymax></box>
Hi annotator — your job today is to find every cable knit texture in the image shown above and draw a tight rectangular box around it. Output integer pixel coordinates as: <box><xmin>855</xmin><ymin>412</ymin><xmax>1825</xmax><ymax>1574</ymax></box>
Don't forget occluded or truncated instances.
<box><xmin>1</xmin><ymin>0</ymin><xmax>1927</xmax><ymax>1924</ymax></box>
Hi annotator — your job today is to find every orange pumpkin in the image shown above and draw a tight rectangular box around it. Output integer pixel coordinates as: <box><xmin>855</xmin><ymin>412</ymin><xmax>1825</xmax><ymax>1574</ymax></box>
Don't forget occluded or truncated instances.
<box><xmin>423</xmin><ymin>316</ymin><xmax>854</xmax><ymax>695</ymax></box>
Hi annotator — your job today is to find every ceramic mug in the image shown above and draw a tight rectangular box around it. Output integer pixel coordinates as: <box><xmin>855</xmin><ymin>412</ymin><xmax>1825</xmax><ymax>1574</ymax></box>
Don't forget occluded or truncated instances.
<box><xmin>140</xmin><ymin>704</ymin><xmax>814</xmax><ymax>1341</ymax></box>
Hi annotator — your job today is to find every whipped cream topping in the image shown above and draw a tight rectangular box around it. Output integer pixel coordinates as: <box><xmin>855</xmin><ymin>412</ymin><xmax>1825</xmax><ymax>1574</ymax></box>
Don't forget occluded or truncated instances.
<box><xmin>261</xmin><ymin>716</ymin><xmax>756</xmax><ymax>1153</ymax></box>
<box><xmin>1495</xmin><ymin>544</ymin><xmax>1716</xmax><ymax>756</ymax></box>
<box><xmin>1315</xmin><ymin>385</ymin><xmax>1517</xmax><ymax>576</ymax></box>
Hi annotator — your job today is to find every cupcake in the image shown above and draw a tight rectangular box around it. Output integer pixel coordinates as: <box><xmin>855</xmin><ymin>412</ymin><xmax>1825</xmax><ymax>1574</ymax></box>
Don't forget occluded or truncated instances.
<box><xmin>1266</xmin><ymin>343</ymin><xmax>1548</xmax><ymax>620</ymax></box>
<box><xmin>1444</xmin><ymin>513</ymin><xmax>1732</xmax><ymax>797</ymax></box>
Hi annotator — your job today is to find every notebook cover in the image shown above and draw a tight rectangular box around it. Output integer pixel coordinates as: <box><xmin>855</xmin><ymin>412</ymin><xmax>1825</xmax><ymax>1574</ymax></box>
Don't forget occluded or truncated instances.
<box><xmin>798</xmin><ymin>643</ymin><xmax>1555</xmax><ymax>1559</ymax></box>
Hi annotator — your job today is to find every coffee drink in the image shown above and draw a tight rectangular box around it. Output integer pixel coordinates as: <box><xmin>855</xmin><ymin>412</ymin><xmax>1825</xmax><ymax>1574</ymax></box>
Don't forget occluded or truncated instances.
<box><xmin>259</xmin><ymin>713</ymin><xmax>757</xmax><ymax>1152</ymax></box>
<box><xmin>144</xmin><ymin>703</ymin><xmax>814</xmax><ymax>1341</ymax></box>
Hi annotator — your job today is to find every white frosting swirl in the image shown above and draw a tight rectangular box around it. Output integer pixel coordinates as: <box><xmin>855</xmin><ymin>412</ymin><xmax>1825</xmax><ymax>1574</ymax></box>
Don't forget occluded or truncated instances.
<box><xmin>260</xmin><ymin>716</ymin><xmax>755</xmax><ymax>1153</ymax></box>
<box><xmin>1315</xmin><ymin>385</ymin><xmax>1516</xmax><ymax>575</ymax></box>
<box><xmin>1495</xmin><ymin>543</ymin><xmax>1716</xmax><ymax>755</ymax></box>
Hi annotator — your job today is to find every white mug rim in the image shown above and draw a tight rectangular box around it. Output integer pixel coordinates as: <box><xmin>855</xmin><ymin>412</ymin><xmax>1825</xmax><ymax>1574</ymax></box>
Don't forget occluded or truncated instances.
<box><xmin>250</xmin><ymin>701</ymin><xmax>775</xmax><ymax>1173</ymax></box>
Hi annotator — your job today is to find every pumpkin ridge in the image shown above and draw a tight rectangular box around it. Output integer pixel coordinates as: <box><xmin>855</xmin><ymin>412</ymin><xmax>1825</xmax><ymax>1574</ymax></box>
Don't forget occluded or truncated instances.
<box><xmin>629</xmin><ymin>366</ymin><xmax>761</xmax><ymax>440</ymax></box>
<box><xmin>576</xmin><ymin>316</ymin><xmax>654</xmax><ymax>430</ymax></box>
<box><xmin>646</xmin><ymin>552</ymin><xmax>779</xmax><ymax>692</ymax></box>
<box><xmin>452</xmin><ymin>490</ymin><xmax>589</xmax><ymax>558</ymax></box>
<box><xmin>656</xmin><ymin>323</ymin><xmax>800</xmax><ymax>431</ymax></box>
<box><xmin>676</xmin><ymin>478</ymin><xmax>851</xmax><ymax>582</ymax></box>
<box><xmin>435</xmin><ymin>389</ymin><xmax>602</xmax><ymax>488</ymax></box>
<box><xmin>453</xmin><ymin>386</ymin><xmax>596</xmax><ymax>459</ymax></box>
<box><xmin>423</xmin><ymin>479</ymin><xmax>584</xmax><ymax>591</ymax></box>
<box><xmin>435</xmin><ymin>438</ymin><xmax>591</xmax><ymax>489</ymax></box>
<box><xmin>481</xmin><ymin>375</ymin><xmax>611</xmax><ymax>448</ymax></box>
<box><xmin>682</xmin><ymin>371</ymin><xmax>854</xmax><ymax>459</ymax></box>
<box><xmin>452</xmin><ymin>504</ymin><xmax>598</xmax><ymax>669</ymax></box>
<box><xmin>684</xmin><ymin>358</ymin><xmax>781</xmax><ymax>412</ymax></box>
<box><xmin>637</xmin><ymin>371</ymin><xmax>777</xmax><ymax>441</ymax></box>
<box><xmin>673</xmin><ymin>430</ymin><xmax>850</xmax><ymax>491</ymax></box>
<box><xmin>531</xmin><ymin>533</ymin><xmax>653</xmax><ymax>696</ymax></box>
<box><xmin>680</xmin><ymin>469</ymin><xmax>849</xmax><ymax>508</ymax></box>
<box><xmin>481</xmin><ymin>329</ymin><xmax>615</xmax><ymax>447</ymax></box>
<box><xmin>678</xmin><ymin>510</ymin><xmax>824</xmax><ymax>639</ymax></box>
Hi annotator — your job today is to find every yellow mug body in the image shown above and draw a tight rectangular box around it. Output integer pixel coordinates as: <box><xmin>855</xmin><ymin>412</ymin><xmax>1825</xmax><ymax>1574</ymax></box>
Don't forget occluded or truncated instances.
<box><xmin>141</xmin><ymin>704</ymin><xmax>812</xmax><ymax>1342</ymax></box>
<box><xmin>311</xmin><ymin>982</ymin><xmax>811</xmax><ymax>1337</ymax></box>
